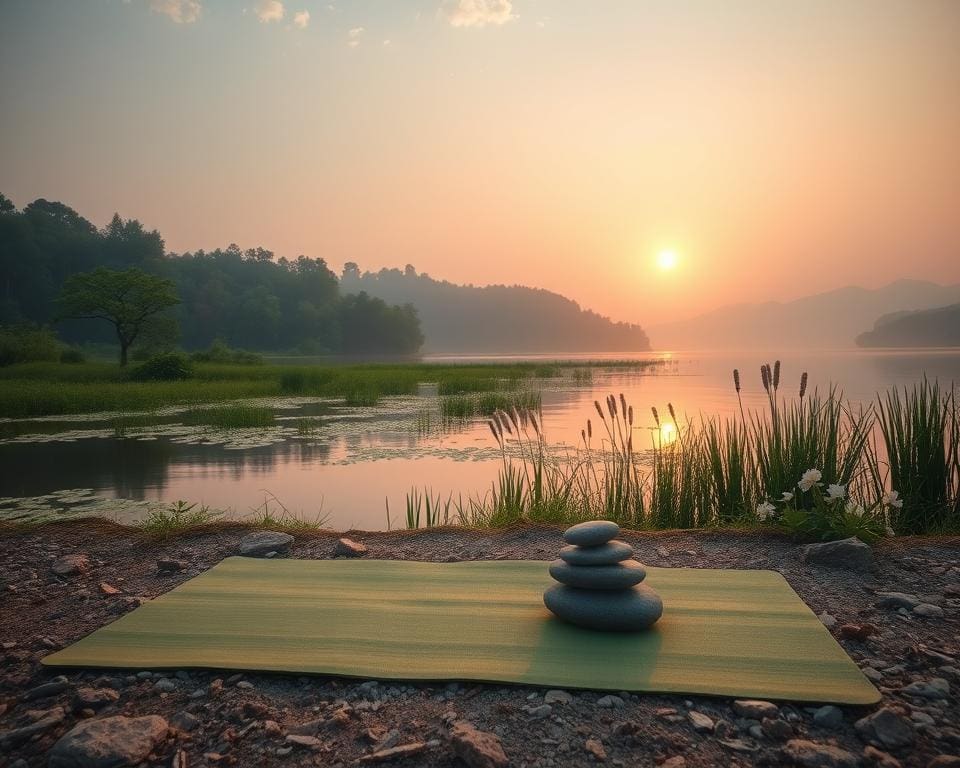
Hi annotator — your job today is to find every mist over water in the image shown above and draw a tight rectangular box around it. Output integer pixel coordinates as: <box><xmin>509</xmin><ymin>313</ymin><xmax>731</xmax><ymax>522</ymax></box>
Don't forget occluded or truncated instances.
<box><xmin>2</xmin><ymin>349</ymin><xmax>958</xmax><ymax>530</ymax></box>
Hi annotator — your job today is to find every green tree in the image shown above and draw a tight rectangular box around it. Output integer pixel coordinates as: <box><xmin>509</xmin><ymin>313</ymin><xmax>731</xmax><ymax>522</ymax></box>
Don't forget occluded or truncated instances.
<box><xmin>56</xmin><ymin>267</ymin><xmax>179</xmax><ymax>366</ymax></box>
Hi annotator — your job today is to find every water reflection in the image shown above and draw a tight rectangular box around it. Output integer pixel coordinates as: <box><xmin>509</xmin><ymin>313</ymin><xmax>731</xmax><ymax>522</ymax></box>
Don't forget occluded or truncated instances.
<box><xmin>2</xmin><ymin>350</ymin><xmax>958</xmax><ymax>530</ymax></box>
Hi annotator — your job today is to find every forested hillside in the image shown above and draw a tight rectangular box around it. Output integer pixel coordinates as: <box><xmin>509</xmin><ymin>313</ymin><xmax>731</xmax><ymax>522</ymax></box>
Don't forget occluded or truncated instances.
<box><xmin>340</xmin><ymin>264</ymin><xmax>651</xmax><ymax>353</ymax></box>
<box><xmin>0</xmin><ymin>195</ymin><xmax>423</xmax><ymax>355</ymax></box>
<box><xmin>857</xmin><ymin>303</ymin><xmax>960</xmax><ymax>348</ymax></box>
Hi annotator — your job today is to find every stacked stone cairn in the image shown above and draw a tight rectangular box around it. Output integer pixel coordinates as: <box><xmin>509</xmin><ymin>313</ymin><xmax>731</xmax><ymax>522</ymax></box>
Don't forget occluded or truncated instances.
<box><xmin>543</xmin><ymin>520</ymin><xmax>662</xmax><ymax>631</ymax></box>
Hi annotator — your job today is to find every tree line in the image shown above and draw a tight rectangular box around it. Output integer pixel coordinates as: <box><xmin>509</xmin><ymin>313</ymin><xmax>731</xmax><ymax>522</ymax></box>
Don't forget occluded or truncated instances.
<box><xmin>0</xmin><ymin>194</ymin><xmax>424</xmax><ymax>360</ymax></box>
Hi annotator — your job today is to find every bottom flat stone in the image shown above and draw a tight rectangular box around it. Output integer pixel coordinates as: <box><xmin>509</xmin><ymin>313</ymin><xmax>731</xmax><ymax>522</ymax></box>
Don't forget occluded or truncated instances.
<box><xmin>543</xmin><ymin>583</ymin><xmax>663</xmax><ymax>631</ymax></box>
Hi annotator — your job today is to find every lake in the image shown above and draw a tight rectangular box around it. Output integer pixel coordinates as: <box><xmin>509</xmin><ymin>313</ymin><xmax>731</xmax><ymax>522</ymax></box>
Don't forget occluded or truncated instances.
<box><xmin>2</xmin><ymin>349</ymin><xmax>958</xmax><ymax>530</ymax></box>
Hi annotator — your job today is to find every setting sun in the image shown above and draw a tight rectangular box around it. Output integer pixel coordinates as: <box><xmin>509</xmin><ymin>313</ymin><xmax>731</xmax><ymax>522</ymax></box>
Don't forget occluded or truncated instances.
<box><xmin>656</xmin><ymin>250</ymin><xmax>679</xmax><ymax>272</ymax></box>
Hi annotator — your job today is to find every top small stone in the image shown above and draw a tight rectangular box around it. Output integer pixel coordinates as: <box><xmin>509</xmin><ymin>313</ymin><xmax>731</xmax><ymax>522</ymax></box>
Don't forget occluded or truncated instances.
<box><xmin>563</xmin><ymin>520</ymin><xmax>620</xmax><ymax>547</ymax></box>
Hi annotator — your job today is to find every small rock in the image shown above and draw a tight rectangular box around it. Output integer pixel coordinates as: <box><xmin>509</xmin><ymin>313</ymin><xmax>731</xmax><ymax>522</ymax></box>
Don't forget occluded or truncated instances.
<box><xmin>563</xmin><ymin>520</ymin><xmax>620</xmax><ymax>547</ymax></box>
<box><xmin>584</xmin><ymin>738</ymin><xmax>607</xmax><ymax>762</ymax></box>
<box><xmin>51</xmin><ymin>554</ymin><xmax>90</xmax><ymax>577</ymax></box>
<box><xmin>239</xmin><ymin>531</ymin><xmax>294</xmax><ymax>557</ymax></box>
<box><xmin>839</xmin><ymin>623</ymin><xmax>878</xmax><ymax>641</ymax></box>
<box><xmin>812</xmin><ymin>705</ymin><xmax>844</xmax><ymax>730</ymax></box>
<box><xmin>914</xmin><ymin>603</ymin><xmax>945</xmax><ymax>618</ymax></box>
<box><xmin>719</xmin><ymin>739</ymin><xmax>757</xmax><ymax>753</ymax></box>
<box><xmin>818</xmin><ymin>612</ymin><xmax>837</xmax><ymax>629</ymax></box>
<box><xmin>596</xmin><ymin>695</ymin><xmax>624</xmax><ymax>709</ymax></box>
<box><xmin>447</xmin><ymin>720</ymin><xmax>509</xmax><ymax>768</ymax></box>
<box><xmin>525</xmin><ymin>704</ymin><xmax>552</xmax><ymax>719</ymax></box>
<box><xmin>157</xmin><ymin>559</ymin><xmax>187</xmax><ymax>573</ymax></box>
<box><xmin>334</xmin><ymin>538</ymin><xmax>368</xmax><ymax>557</ymax></box>
<box><xmin>154</xmin><ymin>678</ymin><xmax>177</xmax><ymax>693</ymax></box>
<box><xmin>0</xmin><ymin>707</ymin><xmax>65</xmax><ymax>749</ymax></box>
<box><xmin>98</xmin><ymin>582</ymin><xmax>121</xmax><ymax>595</ymax></box>
<box><xmin>902</xmin><ymin>678</ymin><xmax>950</xmax><ymax>700</ymax></box>
<box><xmin>864</xmin><ymin>746</ymin><xmax>901</xmax><ymax>767</ymax></box>
<box><xmin>927</xmin><ymin>757</ymin><xmax>960</xmax><ymax>768</ymax></box>
<box><xmin>800</xmin><ymin>538</ymin><xmax>872</xmax><ymax>571</ymax></box>
<box><xmin>544</xmin><ymin>690</ymin><xmax>572</xmax><ymax>705</ymax></box>
<box><xmin>855</xmin><ymin>707</ymin><xmax>915</xmax><ymax>749</ymax></box>
<box><xmin>286</xmin><ymin>734</ymin><xmax>322</xmax><ymax>749</ymax></box>
<box><xmin>170</xmin><ymin>711</ymin><xmax>199</xmax><ymax>732</ymax></box>
<box><xmin>875</xmin><ymin>592</ymin><xmax>921</xmax><ymax>610</ymax></box>
<box><xmin>356</xmin><ymin>741</ymin><xmax>435</xmax><ymax>763</ymax></box>
<box><xmin>762</xmin><ymin>717</ymin><xmax>794</xmax><ymax>741</ymax></box>
<box><xmin>782</xmin><ymin>739</ymin><xmax>859</xmax><ymax>768</ymax></box>
<box><xmin>733</xmin><ymin>699</ymin><xmax>779</xmax><ymax>720</ymax></box>
<box><xmin>661</xmin><ymin>759</ymin><xmax>686</xmax><ymax>768</ymax></box>
<box><xmin>48</xmin><ymin>715</ymin><xmax>168</xmax><ymax>768</ymax></box>
<box><xmin>688</xmin><ymin>711</ymin><xmax>714</xmax><ymax>733</ymax></box>
<box><xmin>23</xmin><ymin>676</ymin><xmax>71</xmax><ymax>701</ymax></box>
<box><xmin>74</xmin><ymin>688</ymin><xmax>120</xmax><ymax>709</ymax></box>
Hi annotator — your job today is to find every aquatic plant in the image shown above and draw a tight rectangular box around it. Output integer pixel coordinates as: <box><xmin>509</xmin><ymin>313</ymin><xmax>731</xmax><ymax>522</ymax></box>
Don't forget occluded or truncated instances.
<box><xmin>135</xmin><ymin>500</ymin><xmax>222</xmax><ymax>539</ymax></box>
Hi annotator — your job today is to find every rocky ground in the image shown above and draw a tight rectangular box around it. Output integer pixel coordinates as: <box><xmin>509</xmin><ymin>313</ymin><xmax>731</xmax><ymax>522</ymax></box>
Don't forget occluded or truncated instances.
<box><xmin>0</xmin><ymin>521</ymin><xmax>958</xmax><ymax>768</ymax></box>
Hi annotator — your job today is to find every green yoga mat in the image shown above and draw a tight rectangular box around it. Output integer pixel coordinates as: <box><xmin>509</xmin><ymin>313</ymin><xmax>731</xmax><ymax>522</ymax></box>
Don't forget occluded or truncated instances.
<box><xmin>44</xmin><ymin>558</ymin><xmax>879</xmax><ymax>704</ymax></box>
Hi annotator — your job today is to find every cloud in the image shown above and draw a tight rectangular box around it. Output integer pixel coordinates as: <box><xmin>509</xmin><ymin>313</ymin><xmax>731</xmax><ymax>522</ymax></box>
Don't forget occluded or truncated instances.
<box><xmin>293</xmin><ymin>9</ymin><xmax>310</xmax><ymax>28</ymax></box>
<box><xmin>442</xmin><ymin>0</ymin><xmax>515</xmax><ymax>28</ymax></box>
<box><xmin>347</xmin><ymin>27</ymin><xmax>363</xmax><ymax>47</ymax></box>
<box><xmin>255</xmin><ymin>0</ymin><xmax>284</xmax><ymax>23</ymax></box>
<box><xmin>149</xmin><ymin>0</ymin><xmax>202</xmax><ymax>24</ymax></box>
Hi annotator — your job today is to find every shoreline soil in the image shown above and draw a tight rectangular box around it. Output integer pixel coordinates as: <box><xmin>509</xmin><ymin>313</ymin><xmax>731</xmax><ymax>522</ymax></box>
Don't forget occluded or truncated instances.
<box><xmin>1</xmin><ymin>522</ymin><xmax>958</xmax><ymax>767</ymax></box>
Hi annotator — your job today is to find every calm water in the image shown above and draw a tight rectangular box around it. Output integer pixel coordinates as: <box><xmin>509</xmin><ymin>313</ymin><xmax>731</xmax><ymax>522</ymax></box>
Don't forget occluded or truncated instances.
<box><xmin>2</xmin><ymin>349</ymin><xmax>958</xmax><ymax>530</ymax></box>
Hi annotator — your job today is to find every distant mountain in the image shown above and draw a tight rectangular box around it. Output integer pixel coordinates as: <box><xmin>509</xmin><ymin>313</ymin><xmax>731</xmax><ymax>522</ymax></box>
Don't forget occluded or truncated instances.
<box><xmin>648</xmin><ymin>280</ymin><xmax>960</xmax><ymax>350</ymax></box>
<box><xmin>339</xmin><ymin>265</ymin><xmax>650</xmax><ymax>353</ymax></box>
<box><xmin>857</xmin><ymin>302</ymin><xmax>960</xmax><ymax>348</ymax></box>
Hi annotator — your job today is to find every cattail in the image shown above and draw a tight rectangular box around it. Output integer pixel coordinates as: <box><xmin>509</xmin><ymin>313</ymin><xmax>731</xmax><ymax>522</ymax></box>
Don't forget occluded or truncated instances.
<box><xmin>773</xmin><ymin>360</ymin><xmax>781</xmax><ymax>391</ymax></box>
<box><xmin>594</xmin><ymin>400</ymin><xmax>605</xmax><ymax>419</ymax></box>
<box><xmin>607</xmin><ymin>394</ymin><xmax>617</xmax><ymax>418</ymax></box>
<box><xmin>799</xmin><ymin>371</ymin><xmax>808</xmax><ymax>399</ymax></box>
<box><xmin>587</xmin><ymin>419</ymin><xmax>593</xmax><ymax>439</ymax></box>
<box><xmin>619</xmin><ymin>393</ymin><xmax>627</xmax><ymax>419</ymax></box>
<box><xmin>509</xmin><ymin>406</ymin><xmax>520</xmax><ymax>430</ymax></box>
<box><xmin>627</xmin><ymin>435</ymin><xmax>633</xmax><ymax>452</ymax></box>
<box><xmin>488</xmin><ymin>420</ymin><xmax>500</xmax><ymax>443</ymax></box>
<box><xmin>497</xmin><ymin>410</ymin><xmax>512</xmax><ymax>435</ymax></box>
<box><xmin>628</xmin><ymin>405</ymin><xmax>634</xmax><ymax>426</ymax></box>
<box><xmin>761</xmin><ymin>364</ymin><xmax>770</xmax><ymax>393</ymax></box>
<box><xmin>529</xmin><ymin>411</ymin><xmax>540</xmax><ymax>436</ymax></box>
<box><xmin>651</xmin><ymin>406</ymin><xmax>660</xmax><ymax>426</ymax></box>
<box><xmin>581</xmin><ymin>428</ymin><xmax>587</xmax><ymax>444</ymax></box>
<box><xmin>733</xmin><ymin>368</ymin><xmax>741</xmax><ymax>393</ymax></box>
<box><xmin>668</xmin><ymin>402</ymin><xmax>677</xmax><ymax>423</ymax></box>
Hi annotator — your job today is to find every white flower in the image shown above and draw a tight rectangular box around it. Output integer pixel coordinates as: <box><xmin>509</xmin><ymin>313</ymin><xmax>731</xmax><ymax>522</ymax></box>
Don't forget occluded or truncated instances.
<box><xmin>844</xmin><ymin>502</ymin><xmax>865</xmax><ymax>517</ymax></box>
<box><xmin>798</xmin><ymin>468</ymin><xmax>822</xmax><ymax>492</ymax></box>
<box><xmin>779</xmin><ymin>491</ymin><xmax>794</xmax><ymax>503</ymax></box>
<box><xmin>882</xmin><ymin>490</ymin><xmax>904</xmax><ymax>509</ymax></box>
<box><xmin>825</xmin><ymin>483</ymin><xmax>846</xmax><ymax>503</ymax></box>
<box><xmin>884</xmin><ymin>525</ymin><xmax>896</xmax><ymax>537</ymax></box>
<box><xmin>755</xmin><ymin>501</ymin><xmax>776</xmax><ymax>521</ymax></box>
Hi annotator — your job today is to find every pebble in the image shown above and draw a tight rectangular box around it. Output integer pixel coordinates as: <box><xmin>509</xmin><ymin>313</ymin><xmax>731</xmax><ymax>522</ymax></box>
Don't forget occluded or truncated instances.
<box><xmin>818</xmin><ymin>612</ymin><xmax>837</xmax><ymax>628</ymax></box>
<box><xmin>596</xmin><ymin>695</ymin><xmax>624</xmax><ymax>708</ymax></box>
<box><xmin>782</xmin><ymin>739</ymin><xmax>859</xmax><ymax>768</ymax></box>
<box><xmin>334</xmin><ymin>537</ymin><xmax>368</xmax><ymax>557</ymax></box>
<box><xmin>800</xmin><ymin>538</ymin><xmax>873</xmax><ymax>571</ymax></box>
<box><xmin>875</xmin><ymin>592</ymin><xmax>921</xmax><ymax>610</ymax></box>
<box><xmin>23</xmin><ymin>676</ymin><xmax>71</xmax><ymax>701</ymax></box>
<box><xmin>544</xmin><ymin>690</ymin><xmax>572</xmax><ymax>705</ymax></box>
<box><xmin>863</xmin><ymin>746</ymin><xmax>902</xmax><ymax>768</ymax></box>
<box><xmin>914</xmin><ymin>603</ymin><xmax>945</xmax><ymax>618</ymax></box>
<box><xmin>812</xmin><ymin>705</ymin><xmax>844</xmax><ymax>730</ymax></box>
<box><xmin>154</xmin><ymin>678</ymin><xmax>177</xmax><ymax>692</ymax></box>
<box><xmin>902</xmin><ymin>678</ymin><xmax>950</xmax><ymax>700</ymax></box>
<box><xmin>543</xmin><ymin>583</ymin><xmax>662</xmax><ymax>630</ymax></box>
<box><xmin>548</xmin><ymin>559</ymin><xmax>647</xmax><ymax>590</ymax></box>
<box><xmin>238</xmin><ymin>530</ymin><xmax>294</xmax><ymax>557</ymax></box>
<box><xmin>51</xmin><ymin>554</ymin><xmax>90</xmax><ymax>577</ymax></box>
<box><xmin>732</xmin><ymin>700</ymin><xmax>779</xmax><ymax>720</ymax></box>
<box><xmin>855</xmin><ymin>707</ymin><xmax>915</xmax><ymax>749</ymax></box>
<box><xmin>525</xmin><ymin>704</ymin><xmax>552</xmax><ymax>719</ymax></box>
<box><xmin>584</xmin><ymin>737</ymin><xmax>607</xmax><ymax>761</ymax></box>
<box><xmin>687</xmin><ymin>710</ymin><xmax>714</xmax><ymax>732</ymax></box>
<box><xmin>286</xmin><ymin>734</ymin><xmax>323</xmax><ymax>749</ymax></box>
<box><xmin>447</xmin><ymin>720</ymin><xmax>509</xmax><ymax>768</ymax></box>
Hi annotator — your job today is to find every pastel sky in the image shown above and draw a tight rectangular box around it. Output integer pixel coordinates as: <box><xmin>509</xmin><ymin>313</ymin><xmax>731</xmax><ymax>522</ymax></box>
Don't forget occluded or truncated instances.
<box><xmin>1</xmin><ymin>0</ymin><xmax>958</xmax><ymax>325</ymax></box>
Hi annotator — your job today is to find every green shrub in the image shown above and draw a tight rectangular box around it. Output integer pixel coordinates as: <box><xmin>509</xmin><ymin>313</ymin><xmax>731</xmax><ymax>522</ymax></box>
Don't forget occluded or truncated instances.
<box><xmin>0</xmin><ymin>325</ymin><xmax>62</xmax><ymax>366</ymax></box>
<box><xmin>191</xmin><ymin>340</ymin><xmax>263</xmax><ymax>365</ymax></box>
<box><xmin>59</xmin><ymin>348</ymin><xmax>86</xmax><ymax>364</ymax></box>
<box><xmin>129</xmin><ymin>352</ymin><xmax>194</xmax><ymax>381</ymax></box>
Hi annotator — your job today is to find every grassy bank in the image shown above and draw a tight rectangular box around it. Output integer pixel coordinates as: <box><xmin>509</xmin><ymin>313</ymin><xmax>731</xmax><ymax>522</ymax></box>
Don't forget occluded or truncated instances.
<box><xmin>406</xmin><ymin>375</ymin><xmax>960</xmax><ymax>537</ymax></box>
<box><xmin>0</xmin><ymin>359</ymin><xmax>657</xmax><ymax>418</ymax></box>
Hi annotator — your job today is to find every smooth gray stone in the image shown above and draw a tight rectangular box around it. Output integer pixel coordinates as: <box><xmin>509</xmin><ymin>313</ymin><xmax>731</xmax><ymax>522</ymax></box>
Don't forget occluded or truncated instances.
<box><xmin>559</xmin><ymin>540</ymin><xmax>633</xmax><ymax>566</ymax></box>
<box><xmin>562</xmin><ymin>520</ymin><xmax>620</xmax><ymax>547</ymax></box>
<box><xmin>543</xmin><ymin>583</ymin><xmax>663</xmax><ymax>631</ymax></box>
<box><xmin>549</xmin><ymin>559</ymin><xmax>646</xmax><ymax>590</ymax></box>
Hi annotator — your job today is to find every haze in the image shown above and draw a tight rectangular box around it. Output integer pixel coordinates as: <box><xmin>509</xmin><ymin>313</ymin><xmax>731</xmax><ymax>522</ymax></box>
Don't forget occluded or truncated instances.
<box><xmin>2</xmin><ymin>0</ymin><xmax>959</xmax><ymax>326</ymax></box>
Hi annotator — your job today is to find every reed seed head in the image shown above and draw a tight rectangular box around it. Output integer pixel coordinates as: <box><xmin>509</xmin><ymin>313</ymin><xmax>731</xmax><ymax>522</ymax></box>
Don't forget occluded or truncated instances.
<box><xmin>761</xmin><ymin>364</ymin><xmax>770</xmax><ymax>393</ymax></box>
<box><xmin>619</xmin><ymin>393</ymin><xmax>627</xmax><ymax>419</ymax></box>
<box><xmin>607</xmin><ymin>394</ymin><xmax>617</xmax><ymax>418</ymax></box>
<box><xmin>587</xmin><ymin>419</ymin><xmax>593</xmax><ymax>438</ymax></box>
<box><xmin>800</xmin><ymin>371</ymin><xmax>808</xmax><ymax>399</ymax></box>
<box><xmin>773</xmin><ymin>360</ymin><xmax>781</xmax><ymax>391</ymax></box>
<box><xmin>651</xmin><ymin>406</ymin><xmax>660</xmax><ymax>426</ymax></box>
<box><xmin>595</xmin><ymin>400</ymin><xmax>605</xmax><ymax>420</ymax></box>
<box><xmin>668</xmin><ymin>402</ymin><xmax>677</xmax><ymax>422</ymax></box>
<box><xmin>628</xmin><ymin>405</ymin><xmax>633</xmax><ymax>426</ymax></box>
<box><xmin>733</xmin><ymin>368</ymin><xmax>741</xmax><ymax>393</ymax></box>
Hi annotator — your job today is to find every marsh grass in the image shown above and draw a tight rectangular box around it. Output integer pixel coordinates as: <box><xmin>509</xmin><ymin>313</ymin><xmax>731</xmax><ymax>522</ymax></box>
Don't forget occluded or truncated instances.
<box><xmin>0</xmin><ymin>359</ymin><xmax>659</xmax><ymax>418</ymax></box>
<box><xmin>181</xmin><ymin>405</ymin><xmax>275</xmax><ymax>428</ymax></box>
<box><xmin>439</xmin><ymin>390</ymin><xmax>542</xmax><ymax>424</ymax></box>
<box><xmin>136</xmin><ymin>500</ymin><xmax>222</xmax><ymax>539</ymax></box>
<box><xmin>405</xmin><ymin>369</ymin><xmax>960</xmax><ymax>536</ymax></box>
<box><xmin>245</xmin><ymin>493</ymin><xmax>329</xmax><ymax>530</ymax></box>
